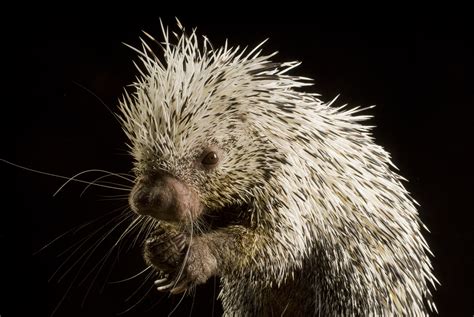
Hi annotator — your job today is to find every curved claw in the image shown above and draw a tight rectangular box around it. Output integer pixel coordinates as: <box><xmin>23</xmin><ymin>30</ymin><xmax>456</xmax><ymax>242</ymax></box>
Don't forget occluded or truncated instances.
<box><xmin>154</xmin><ymin>272</ymin><xmax>190</xmax><ymax>294</ymax></box>
<box><xmin>156</xmin><ymin>280</ymin><xmax>176</xmax><ymax>292</ymax></box>
<box><xmin>146</xmin><ymin>228</ymin><xmax>193</xmax><ymax>294</ymax></box>
<box><xmin>154</xmin><ymin>277</ymin><xmax>169</xmax><ymax>285</ymax></box>
<box><xmin>170</xmin><ymin>279</ymin><xmax>190</xmax><ymax>294</ymax></box>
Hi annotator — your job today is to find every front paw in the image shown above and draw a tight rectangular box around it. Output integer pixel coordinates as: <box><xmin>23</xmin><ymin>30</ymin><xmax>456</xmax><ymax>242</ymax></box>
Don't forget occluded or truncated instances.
<box><xmin>154</xmin><ymin>238</ymin><xmax>217</xmax><ymax>294</ymax></box>
<box><xmin>143</xmin><ymin>226</ymin><xmax>186</xmax><ymax>272</ymax></box>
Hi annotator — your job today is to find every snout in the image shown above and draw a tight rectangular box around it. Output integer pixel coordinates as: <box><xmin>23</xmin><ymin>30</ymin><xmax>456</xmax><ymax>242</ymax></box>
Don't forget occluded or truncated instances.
<box><xmin>129</xmin><ymin>174</ymin><xmax>202</xmax><ymax>222</ymax></box>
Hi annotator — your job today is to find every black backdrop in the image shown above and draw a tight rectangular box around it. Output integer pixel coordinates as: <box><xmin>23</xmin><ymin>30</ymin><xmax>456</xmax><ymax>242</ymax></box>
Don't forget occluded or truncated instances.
<box><xmin>6</xmin><ymin>14</ymin><xmax>473</xmax><ymax>316</ymax></box>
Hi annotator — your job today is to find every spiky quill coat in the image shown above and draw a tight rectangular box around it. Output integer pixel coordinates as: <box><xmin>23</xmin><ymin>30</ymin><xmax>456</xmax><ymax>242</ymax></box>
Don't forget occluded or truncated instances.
<box><xmin>119</xmin><ymin>24</ymin><xmax>437</xmax><ymax>316</ymax></box>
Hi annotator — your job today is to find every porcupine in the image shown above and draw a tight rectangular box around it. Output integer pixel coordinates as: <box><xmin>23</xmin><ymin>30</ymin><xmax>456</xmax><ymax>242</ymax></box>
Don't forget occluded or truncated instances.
<box><xmin>119</xmin><ymin>23</ymin><xmax>437</xmax><ymax>316</ymax></box>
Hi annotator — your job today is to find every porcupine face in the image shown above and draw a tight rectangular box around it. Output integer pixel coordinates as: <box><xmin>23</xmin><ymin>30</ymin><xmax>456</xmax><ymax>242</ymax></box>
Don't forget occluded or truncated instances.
<box><xmin>120</xmin><ymin>30</ymin><xmax>284</xmax><ymax>223</ymax></box>
<box><xmin>126</xmin><ymin>119</ymin><xmax>262</xmax><ymax>223</ymax></box>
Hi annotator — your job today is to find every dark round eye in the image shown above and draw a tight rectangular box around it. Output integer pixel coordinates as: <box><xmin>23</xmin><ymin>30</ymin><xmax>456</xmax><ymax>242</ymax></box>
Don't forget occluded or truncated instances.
<box><xmin>201</xmin><ymin>151</ymin><xmax>219</xmax><ymax>166</ymax></box>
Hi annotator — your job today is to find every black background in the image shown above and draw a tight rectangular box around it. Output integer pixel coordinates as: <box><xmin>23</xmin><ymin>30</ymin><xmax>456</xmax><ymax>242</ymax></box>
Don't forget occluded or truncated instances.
<box><xmin>5</xmin><ymin>13</ymin><xmax>473</xmax><ymax>316</ymax></box>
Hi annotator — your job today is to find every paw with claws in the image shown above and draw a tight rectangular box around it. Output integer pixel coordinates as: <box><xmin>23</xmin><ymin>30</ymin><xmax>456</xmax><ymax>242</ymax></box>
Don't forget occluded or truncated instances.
<box><xmin>144</xmin><ymin>226</ymin><xmax>217</xmax><ymax>294</ymax></box>
<box><xmin>143</xmin><ymin>226</ymin><xmax>187</xmax><ymax>273</ymax></box>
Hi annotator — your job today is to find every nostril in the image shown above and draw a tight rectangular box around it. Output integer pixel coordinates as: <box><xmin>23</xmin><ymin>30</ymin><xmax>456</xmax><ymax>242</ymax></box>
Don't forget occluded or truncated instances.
<box><xmin>132</xmin><ymin>186</ymin><xmax>171</xmax><ymax>209</ymax></box>
<box><xmin>130</xmin><ymin>177</ymin><xmax>177</xmax><ymax>219</ymax></box>
<box><xmin>149</xmin><ymin>188</ymin><xmax>170</xmax><ymax>208</ymax></box>
<box><xmin>134</xmin><ymin>190</ymin><xmax>150</xmax><ymax>207</ymax></box>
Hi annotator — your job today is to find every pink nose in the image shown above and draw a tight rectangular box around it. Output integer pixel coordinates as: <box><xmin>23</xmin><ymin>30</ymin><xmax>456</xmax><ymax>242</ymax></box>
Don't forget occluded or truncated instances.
<box><xmin>132</xmin><ymin>184</ymin><xmax>173</xmax><ymax>214</ymax></box>
<box><xmin>129</xmin><ymin>175</ymin><xmax>202</xmax><ymax>222</ymax></box>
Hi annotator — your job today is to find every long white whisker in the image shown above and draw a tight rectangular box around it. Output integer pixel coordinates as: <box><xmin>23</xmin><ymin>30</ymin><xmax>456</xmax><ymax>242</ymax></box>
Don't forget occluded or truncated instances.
<box><xmin>48</xmin><ymin>210</ymin><xmax>129</xmax><ymax>317</ymax></box>
<box><xmin>109</xmin><ymin>266</ymin><xmax>153</xmax><ymax>284</ymax></box>
<box><xmin>50</xmin><ymin>275</ymin><xmax>76</xmax><ymax>317</ymax></box>
<box><xmin>53</xmin><ymin>208</ymin><xmax>127</xmax><ymax>258</ymax></box>
<box><xmin>97</xmin><ymin>197</ymin><xmax>129</xmax><ymax>202</ymax></box>
<box><xmin>48</xmin><ymin>211</ymin><xmax>126</xmax><ymax>281</ymax></box>
<box><xmin>144</xmin><ymin>292</ymin><xmax>166</xmax><ymax>313</ymax></box>
<box><xmin>80</xmin><ymin>215</ymin><xmax>140</xmax><ymax>307</ymax></box>
<box><xmin>168</xmin><ymin>290</ymin><xmax>188</xmax><ymax>317</ymax></box>
<box><xmin>80</xmin><ymin>173</ymin><xmax>132</xmax><ymax>197</ymax></box>
<box><xmin>0</xmin><ymin>159</ymin><xmax>131</xmax><ymax>193</ymax></box>
<box><xmin>172</xmin><ymin>215</ymin><xmax>194</xmax><ymax>293</ymax></box>
<box><xmin>130</xmin><ymin>216</ymin><xmax>156</xmax><ymax>250</ymax></box>
<box><xmin>52</xmin><ymin>209</ymin><xmax>131</xmax><ymax>283</ymax></box>
<box><xmin>54</xmin><ymin>169</ymin><xmax>131</xmax><ymax>196</ymax></box>
<box><xmin>212</xmin><ymin>276</ymin><xmax>217</xmax><ymax>317</ymax></box>
<box><xmin>117</xmin><ymin>272</ymin><xmax>157</xmax><ymax>316</ymax></box>
<box><xmin>188</xmin><ymin>287</ymin><xmax>196</xmax><ymax>317</ymax></box>
<box><xmin>72</xmin><ymin>80</ymin><xmax>123</xmax><ymax>126</ymax></box>
<box><xmin>59</xmin><ymin>210</ymin><xmax>132</xmax><ymax>283</ymax></box>
<box><xmin>114</xmin><ymin>215</ymin><xmax>145</xmax><ymax>255</ymax></box>
<box><xmin>100</xmin><ymin>194</ymin><xmax>130</xmax><ymax>198</ymax></box>
<box><xmin>124</xmin><ymin>270</ymin><xmax>156</xmax><ymax>303</ymax></box>
<box><xmin>33</xmin><ymin>226</ymin><xmax>83</xmax><ymax>256</ymax></box>
<box><xmin>79</xmin><ymin>213</ymin><xmax>137</xmax><ymax>286</ymax></box>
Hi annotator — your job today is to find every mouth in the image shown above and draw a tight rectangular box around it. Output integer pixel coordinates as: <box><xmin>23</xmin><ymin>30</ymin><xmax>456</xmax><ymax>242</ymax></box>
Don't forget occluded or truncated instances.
<box><xmin>129</xmin><ymin>175</ymin><xmax>253</xmax><ymax>229</ymax></box>
<box><xmin>135</xmin><ymin>200</ymin><xmax>252</xmax><ymax>233</ymax></box>
<box><xmin>197</xmin><ymin>202</ymin><xmax>252</xmax><ymax>232</ymax></box>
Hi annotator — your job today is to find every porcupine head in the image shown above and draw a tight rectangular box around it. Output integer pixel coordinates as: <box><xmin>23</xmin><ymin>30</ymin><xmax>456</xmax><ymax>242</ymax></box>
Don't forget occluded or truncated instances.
<box><xmin>119</xmin><ymin>23</ymin><xmax>437</xmax><ymax>316</ymax></box>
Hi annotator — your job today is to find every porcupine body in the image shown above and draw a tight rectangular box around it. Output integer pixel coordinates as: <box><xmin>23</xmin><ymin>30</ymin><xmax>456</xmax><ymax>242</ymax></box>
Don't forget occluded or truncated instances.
<box><xmin>120</xmin><ymin>23</ymin><xmax>437</xmax><ymax>316</ymax></box>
